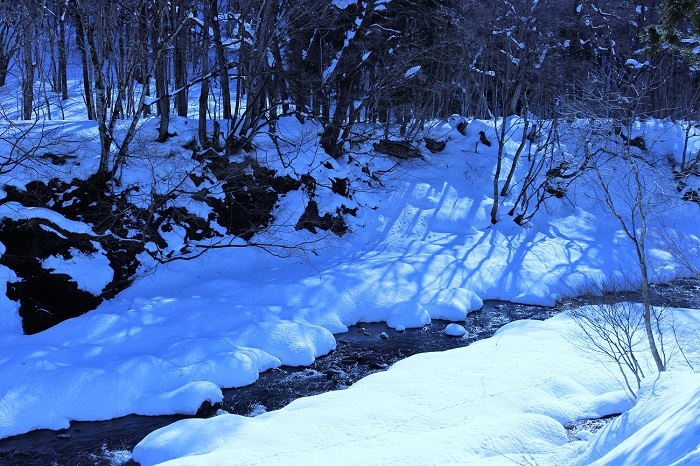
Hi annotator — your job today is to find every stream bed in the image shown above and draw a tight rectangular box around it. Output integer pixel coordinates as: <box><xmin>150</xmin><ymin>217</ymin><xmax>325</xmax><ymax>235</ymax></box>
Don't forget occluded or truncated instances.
<box><xmin>1</xmin><ymin>278</ymin><xmax>698</xmax><ymax>466</ymax></box>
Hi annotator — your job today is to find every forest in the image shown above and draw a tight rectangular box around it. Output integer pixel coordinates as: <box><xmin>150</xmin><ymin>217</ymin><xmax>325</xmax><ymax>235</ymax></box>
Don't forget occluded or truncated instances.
<box><xmin>2</xmin><ymin>0</ymin><xmax>699</xmax><ymax>164</ymax></box>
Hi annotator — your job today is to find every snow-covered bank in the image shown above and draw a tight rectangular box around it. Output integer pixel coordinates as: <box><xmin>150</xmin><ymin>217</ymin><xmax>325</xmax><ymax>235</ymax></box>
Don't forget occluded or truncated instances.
<box><xmin>573</xmin><ymin>371</ymin><xmax>700</xmax><ymax>465</ymax></box>
<box><xmin>132</xmin><ymin>308</ymin><xmax>700</xmax><ymax>465</ymax></box>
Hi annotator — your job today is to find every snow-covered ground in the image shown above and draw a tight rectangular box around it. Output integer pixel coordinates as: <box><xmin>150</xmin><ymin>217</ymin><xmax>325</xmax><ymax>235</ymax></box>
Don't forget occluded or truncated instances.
<box><xmin>133</xmin><ymin>307</ymin><xmax>700</xmax><ymax>465</ymax></box>
<box><xmin>0</xmin><ymin>110</ymin><xmax>699</xmax><ymax>464</ymax></box>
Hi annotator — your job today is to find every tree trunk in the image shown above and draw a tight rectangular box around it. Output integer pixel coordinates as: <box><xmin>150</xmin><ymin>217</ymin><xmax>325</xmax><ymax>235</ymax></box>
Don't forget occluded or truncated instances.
<box><xmin>75</xmin><ymin>12</ymin><xmax>95</xmax><ymax>120</ymax></box>
<box><xmin>198</xmin><ymin>0</ymin><xmax>211</xmax><ymax>147</ymax></box>
<box><xmin>58</xmin><ymin>3</ymin><xmax>68</xmax><ymax>101</ymax></box>
<box><xmin>21</xmin><ymin>20</ymin><xmax>35</xmax><ymax>120</ymax></box>
<box><xmin>172</xmin><ymin>0</ymin><xmax>188</xmax><ymax>117</ymax></box>
<box><xmin>634</xmin><ymin>166</ymin><xmax>666</xmax><ymax>372</ymax></box>
<box><xmin>211</xmin><ymin>0</ymin><xmax>231</xmax><ymax>120</ymax></box>
<box><xmin>153</xmin><ymin>1</ymin><xmax>171</xmax><ymax>142</ymax></box>
<box><xmin>0</xmin><ymin>56</ymin><xmax>9</xmax><ymax>86</ymax></box>
<box><xmin>138</xmin><ymin>4</ymin><xmax>151</xmax><ymax>117</ymax></box>
<box><xmin>239</xmin><ymin>0</ymin><xmax>279</xmax><ymax>139</ymax></box>
<box><xmin>490</xmin><ymin>119</ymin><xmax>508</xmax><ymax>224</ymax></box>
<box><xmin>320</xmin><ymin>81</ymin><xmax>352</xmax><ymax>158</ymax></box>
<box><xmin>85</xmin><ymin>19</ymin><xmax>111</xmax><ymax>183</ymax></box>
<box><xmin>501</xmin><ymin>117</ymin><xmax>529</xmax><ymax>197</ymax></box>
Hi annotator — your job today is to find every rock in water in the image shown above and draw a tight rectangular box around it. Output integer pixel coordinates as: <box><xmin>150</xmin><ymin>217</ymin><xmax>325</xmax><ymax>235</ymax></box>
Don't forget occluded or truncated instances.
<box><xmin>444</xmin><ymin>323</ymin><xmax>467</xmax><ymax>337</ymax></box>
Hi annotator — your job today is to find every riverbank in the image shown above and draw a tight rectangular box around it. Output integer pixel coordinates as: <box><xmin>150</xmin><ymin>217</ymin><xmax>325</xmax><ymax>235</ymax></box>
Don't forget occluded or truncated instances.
<box><xmin>133</xmin><ymin>299</ymin><xmax>700</xmax><ymax>465</ymax></box>
<box><xmin>0</xmin><ymin>300</ymin><xmax>557</xmax><ymax>465</ymax></box>
<box><xmin>3</xmin><ymin>277</ymin><xmax>699</xmax><ymax>465</ymax></box>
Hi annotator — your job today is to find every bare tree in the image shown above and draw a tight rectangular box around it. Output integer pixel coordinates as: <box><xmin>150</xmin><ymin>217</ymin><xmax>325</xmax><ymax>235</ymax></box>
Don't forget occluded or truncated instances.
<box><xmin>569</xmin><ymin>299</ymin><xmax>649</xmax><ymax>399</ymax></box>
<box><xmin>590</xmin><ymin>127</ymin><xmax>668</xmax><ymax>372</ymax></box>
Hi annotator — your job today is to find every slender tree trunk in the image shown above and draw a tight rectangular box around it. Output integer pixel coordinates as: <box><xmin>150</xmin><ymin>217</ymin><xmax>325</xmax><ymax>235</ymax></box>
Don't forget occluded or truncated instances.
<box><xmin>153</xmin><ymin>0</ymin><xmax>171</xmax><ymax>142</ymax></box>
<box><xmin>634</xmin><ymin>167</ymin><xmax>665</xmax><ymax>372</ymax></box>
<box><xmin>21</xmin><ymin>48</ymin><xmax>34</xmax><ymax>119</ymax></box>
<box><xmin>211</xmin><ymin>0</ymin><xmax>231</xmax><ymax>120</ymax></box>
<box><xmin>0</xmin><ymin>62</ymin><xmax>8</xmax><ymax>86</ymax></box>
<box><xmin>83</xmin><ymin>13</ymin><xmax>111</xmax><ymax>184</ymax></box>
<box><xmin>138</xmin><ymin>4</ymin><xmax>150</xmax><ymax>117</ymax></box>
<box><xmin>501</xmin><ymin>117</ymin><xmax>529</xmax><ymax>197</ymax></box>
<box><xmin>199</xmin><ymin>0</ymin><xmax>211</xmax><ymax>147</ymax></box>
<box><xmin>490</xmin><ymin>118</ymin><xmax>507</xmax><ymax>224</ymax></box>
<box><xmin>58</xmin><ymin>2</ymin><xmax>68</xmax><ymax>101</ymax></box>
<box><xmin>21</xmin><ymin>10</ymin><xmax>35</xmax><ymax>120</ymax></box>
<box><xmin>172</xmin><ymin>0</ymin><xmax>188</xmax><ymax>117</ymax></box>
<box><xmin>75</xmin><ymin>13</ymin><xmax>95</xmax><ymax>120</ymax></box>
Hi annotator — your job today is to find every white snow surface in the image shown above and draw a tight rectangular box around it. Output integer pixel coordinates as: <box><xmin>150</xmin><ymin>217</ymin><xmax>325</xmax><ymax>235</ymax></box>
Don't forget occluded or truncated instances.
<box><xmin>133</xmin><ymin>309</ymin><xmax>700</xmax><ymax>465</ymax></box>
<box><xmin>42</xmin><ymin>245</ymin><xmax>113</xmax><ymax>294</ymax></box>
<box><xmin>0</xmin><ymin>115</ymin><xmax>699</xmax><ymax>465</ymax></box>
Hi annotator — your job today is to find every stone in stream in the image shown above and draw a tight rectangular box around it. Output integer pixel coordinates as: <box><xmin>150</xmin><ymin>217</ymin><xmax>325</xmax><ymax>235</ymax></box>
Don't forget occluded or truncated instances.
<box><xmin>444</xmin><ymin>323</ymin><xmax>467</xmax><ymax>337</ymax></box>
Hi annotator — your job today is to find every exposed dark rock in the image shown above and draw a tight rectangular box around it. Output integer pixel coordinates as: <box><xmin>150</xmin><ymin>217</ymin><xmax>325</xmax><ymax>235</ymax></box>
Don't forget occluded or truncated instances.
<box><xmin>683</xmin><ymin>188</ymin><xmax>700</xmax><ymax>205</ymax></box>
<box><xmin>373</xmin><ymin>140</ymin><xmax>421</xmax><ymax>159</ymax></box>
<box><xmin>99</xmin><ymin>236</ymin><xmax>144</xmax><ymax>300</ymax></box>
<box><xmin>195</xmin><ymin>400</ymin><xmax>221</xmax><ymax>418</ymax></box>
<box><xmin>478</xmin><ymin>131</ymin><xmax>492</xmax><ymax>147</ymax></box>
<box><xmin>544</xmin><ymin>182</ymin><xmax>566</xmax><ymax>199</ymax></box>
<box><xmin>424</xmin><ymin>138</ymin><xmax>447</xmax><ymax>153</ymax></box>
<box><xmin>295</xmin><ymin>200</ymin><xmax>348</xmax><ymax>236</ymax></box>
<box><xmin>205</xmin><ymin>165</ymin><xmax>279</xmax><ymax>240</ymax></box>
<box><xmin>182</xmin><ymin>139</ymin><xmax>198</xmax><ymax>152</ymax></box>
<box><xmin>271</xmin><ymin>174</ymin><xmax>301</xmax><ymax>194</ymax></box>
<box><xmin>613</xmin><ymin>126</ymin><xmax>647</xmax><ymax>151</ymax></box>
<box><xmin>188</xmin><ymin>172</ymin><xmax>209</xmax><ymax>187</ymax></box>
<box><xmin>0</xmin><ymin>218</ymin><xmax>104</xmax><ymax>334</ymax></box>
<box><xmin>331</xmin><ymin>177</ymin><xmax>350</xmax><ymax>197</ymax></box>
<box><xmin>300</xmin><ymin>173</ymin><xmax>317</xmax><ymax>197</ymax></box>
<box><xmin>40</xmin><ymin>153</ymin><xmax>78</xmax><ymax>166</ymax></box>
<box><xmin>340</xmin><ymin>205</ymin><xmax>358</xmax><ymax>217</ymax></box>
<box><xmin>224</xmin><ymin>134</ymin><xmax>253</xmax><ymax>154</ymax></box>
<box><xmin>456</xmin><ymin>120</ymin><xmax>468</xmax><ymax>136</ymax></box>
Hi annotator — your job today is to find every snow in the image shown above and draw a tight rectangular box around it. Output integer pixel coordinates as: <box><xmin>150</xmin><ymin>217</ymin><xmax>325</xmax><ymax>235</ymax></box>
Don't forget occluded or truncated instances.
<box><xmin>0</xmin><ymin>112</ymin><xmax>699</xmax><ymax>465</ymax></box>
<box><xmin>404</xmin><ymin>65</ymin><xmax>421</xmax><ymax>78</ymax></box>
<box><xmin>42</xmin><ymin>244</ymin><xmax>113</xmax><ymax>294</ymax></box>
<box><xmin>332</xmin><ymin>0</ymin><xmax>353</xmax><ymax>8</ymax></box>
<box><xmin>0</xmin><ymin>201</ymin><xmax>100</xmax><ymax>236</ymax></box>
<box><xmin>443</xmin><ymin>323</ymin><xmax>466</xmax><ymax>336</ymax></box>
<box><xmin>625</xmin><ymin>58</ymin><xmax>650</xmax><ymax>69</ymax></box>
<box><xmin>572</xmin><ymin>371</ymin><xmax>700</xmax><ymax>465</ymax></box>
<box><xmin>133</xmin><ymin>309</ymin><xmax>700</xmax><ymax>465</ymax></box>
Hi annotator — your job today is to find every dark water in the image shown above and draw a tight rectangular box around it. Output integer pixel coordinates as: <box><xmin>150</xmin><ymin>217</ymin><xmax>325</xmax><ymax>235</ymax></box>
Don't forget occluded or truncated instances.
<box><xmin>0</xmin><ymin>278</ymin><xmax>698</xmax><ymax>466</ymax></box>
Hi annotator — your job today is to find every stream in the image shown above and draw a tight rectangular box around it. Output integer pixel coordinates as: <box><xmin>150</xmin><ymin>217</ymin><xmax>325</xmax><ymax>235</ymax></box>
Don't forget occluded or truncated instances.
<box><xmin>1</xmin><ymin>278</ymin><xmax>698</xmax><ymax>466</ymax></box>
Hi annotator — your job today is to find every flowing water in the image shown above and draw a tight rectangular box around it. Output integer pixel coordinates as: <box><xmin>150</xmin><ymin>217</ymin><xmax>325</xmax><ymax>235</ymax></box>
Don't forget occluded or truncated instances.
<box><xmin>1</xmin><ymin>278</ymin><xmax>698</xmax><ymax>466</ymax></box>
